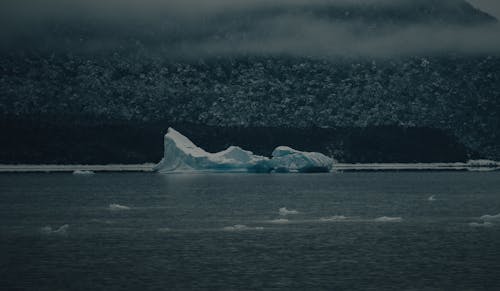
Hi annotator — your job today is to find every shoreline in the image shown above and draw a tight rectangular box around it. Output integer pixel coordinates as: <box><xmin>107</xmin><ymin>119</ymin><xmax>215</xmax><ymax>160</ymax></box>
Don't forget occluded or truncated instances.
<box><xmin>0</xmin><ymin>163</ymin><xmax>498</xmax><ymax>173</ymax></box>
<box><xmin>0</xmin><ymin>164</ymin><xmax>156</xmax><ymax>173</ymax></box>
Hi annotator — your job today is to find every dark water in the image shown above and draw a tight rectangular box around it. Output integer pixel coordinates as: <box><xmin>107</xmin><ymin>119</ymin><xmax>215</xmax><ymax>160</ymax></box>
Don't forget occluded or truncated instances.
<box><xmin>1</xmin><ymin>172</ymin><xmax>500</xmax><ymax>290</ymax></box>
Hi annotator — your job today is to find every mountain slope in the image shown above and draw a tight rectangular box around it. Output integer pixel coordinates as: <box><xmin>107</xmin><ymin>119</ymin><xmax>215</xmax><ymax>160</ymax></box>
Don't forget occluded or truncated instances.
<box><xmin>0</xmin><ymin>0</ymin><xmax>499</xmax><ymax>163</ymax></box>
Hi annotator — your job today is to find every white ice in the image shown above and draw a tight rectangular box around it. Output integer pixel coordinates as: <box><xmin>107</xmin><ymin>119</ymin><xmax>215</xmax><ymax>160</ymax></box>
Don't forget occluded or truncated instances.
<box><xmin>469</xmin><ymin>222</ymin><xmax>494</xmax><ymax>228</ymax></box>
<box><xmin>41</xmin><ymin>224</ymin><xmax>69</xmax><ymax>235</ymax></box>
<box><xmin>154</xmin><ymin>128</ymin><xmax>334</xmax><ymax>173</ymax></box>
<box><xmin>319</xmin><ymin>215</ymin><xmax>348</xmax><ymax>221</ymax></box>
<box><xmin>374</xmin><ymin>216</ymin><xmax>403</xmax><ymax>222</ymax></box>
<box><xmin>109</xmin><ymin>203</ymin><xmax>131</xmax><ymax>211</ymax></box>
<box><xmin>73</xmin><ymin>170</ymin><xmax>95</xmax><ymax>175</ymax></box>
<box><xmin>480</xmin><ymin>213</ymin><xmax>500</xmax><ymax>222</ymax></box>
<box><xmin>222</xmin><ymin>224</ymin><xmax>264</xmax><ymax>231</ymax></box>
<box><xmin>271</xmin><ymin>146</ymin><xmax>333</xmax><ymax>173</ymax></box>
<box><xmin>279</xmin><ymin>207</ymin><xmax>299</xmax><ymax>216</ymax></box>
<box><xmin>154</xmin><ymin>128</ymin><xmax>271</xmax><ymax>173</ymax></box>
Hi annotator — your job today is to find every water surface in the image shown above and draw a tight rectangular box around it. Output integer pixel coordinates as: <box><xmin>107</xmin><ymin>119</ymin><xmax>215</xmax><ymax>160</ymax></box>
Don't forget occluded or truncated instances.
<box><xmin>1</xmin><ymin>172</ymin><xmax>500</xmax><ymax>290</ymax></box>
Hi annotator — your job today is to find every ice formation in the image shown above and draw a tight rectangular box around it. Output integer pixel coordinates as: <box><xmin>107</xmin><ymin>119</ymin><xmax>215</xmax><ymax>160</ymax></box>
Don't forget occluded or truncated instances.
<box><xmin>109</xmin><ymin>203</ymin><xmax>131</xmax><ymax>211</ymax></box>
<box><xmin>319</xmin><ymin>215</ymin><xmax>348</xmax><ymax>222</ymax></box>
<box><xmin>373</xmin><ymin>216</ymin><xmax>403</xmax><ymax>222</ymax></box>
<box><xmin>40</xmin><ymin>224</ymin><xmax>69</xmax><ymax>235</ymax></box>
<box><xmin>469</xmin><ymin>222</ymin><xmax>493</xmax><ymax>228</ymax></box>
<box><xmin>154</xmin><ymin>128</ymin><xmax>334</xmax><ymax>173</ymax></box>
<box><xmin>73</xmin><ymin>170</ymin><xmax>95</xmax><ymax>175</ymax></box>
<box><xmin>268</xmin><ymin>218</ymin><xmax>290</xmax><ymax>224</ymax></box>
<box><xmin>271</xmin><ymin>146</ymin><xmax>333</xmax><ymax>173</ymax></box>
<box><xmin>480</xmin><ymin>213</ymin><xmax>500</xmax><ymax>222</ymax></box>
<box><xmin>154</xmin><ymin>128</ymin><xmax>271</xmax><ymax>172</ymax></box>
<box><xmin>222</xmin><ymin>225</ymin><xmax>264</xmax><ymax>231</ymax></box>
<box><xmin>278</xmin><ymin>207</ymin><xmax>300</xmax><ymax>216</ymax></box>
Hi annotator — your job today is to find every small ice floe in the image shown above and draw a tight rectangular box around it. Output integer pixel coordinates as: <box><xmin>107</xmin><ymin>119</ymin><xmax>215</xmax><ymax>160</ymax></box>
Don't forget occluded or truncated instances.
<box><xmin>480</xmin><ymin>213</ymin><xmax>500</xmax><ymax>222</ymax></box>
<box><xmin>466</xmin><ymin>213</ymin><xmax>500</xmax><ymax>228</ymax></box>
<box><xmin>40</xmin><ymin>224</ymin><xmax>69</xmax><ymax>235</ymax></box>
<box><xmin>469</xmin><ymin>222</ymin><xmax>494</xmax><ymax>228</ymax></box>
<box><xmin>427</xmin><ymin>195</ymin><xmax>436</xmax><ymax>201</ymax></box>
<box><xmin>268</xmin><ymin>218</ymin><xmax>290</xmax><ymax>224</ymax></box>
<box><xmin>222</xmin><ymin>224</ymin><xmax>264</xmax><ymax>231</ymax></box>
<box><xmin>109</xmin><ymin>203</ymin><xmax>131</xmax><ymax>211</ymax></box>
<box><xmin>72</xmin><ymin>170</ymin><xmax>95</xmax><ymax>175</ymax></box>
<box><xmin>157</xmin><ymin>227</ymin><xmax>171</xmax><ymax>232</ymax></box>
<box><xmin>319</xmin><ymin>215</ymin><xmax>348</xmax><ymax>222</ymax></box>
<box><xmin>374</xmin><ymin>216</ymin><xmax>403</xmax><ymax>222</ymax></box>
<box><xmin>279</xmin><ymin>207</ymin><xmax>299</xmax><ymax>216</ymax></box>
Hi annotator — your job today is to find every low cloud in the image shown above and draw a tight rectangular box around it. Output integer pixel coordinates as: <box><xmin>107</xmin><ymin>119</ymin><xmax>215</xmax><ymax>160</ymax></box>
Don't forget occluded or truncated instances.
<box><xmin>170</xmin><ymin>17</ymin><xmax>500</xmax><ymax>58</ymax></box>
<box><xmin>1</xmin><ymin>0</ymin><xmax>499</xmax><ymax>58</ymax></box>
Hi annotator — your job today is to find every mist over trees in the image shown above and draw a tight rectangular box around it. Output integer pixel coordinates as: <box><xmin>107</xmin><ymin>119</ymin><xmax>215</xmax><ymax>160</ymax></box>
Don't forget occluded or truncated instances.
<box><xmin>0</xmin><ymin>0</ymin><xmax>499</xmax><ymax>162</ymax></box>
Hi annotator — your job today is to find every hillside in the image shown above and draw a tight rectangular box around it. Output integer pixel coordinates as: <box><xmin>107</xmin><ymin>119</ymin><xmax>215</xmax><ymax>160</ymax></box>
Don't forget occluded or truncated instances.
<box><xmin>0</xmin><ymin>0</ymin><xmax>499</xmax><ymax>163</ymax></box>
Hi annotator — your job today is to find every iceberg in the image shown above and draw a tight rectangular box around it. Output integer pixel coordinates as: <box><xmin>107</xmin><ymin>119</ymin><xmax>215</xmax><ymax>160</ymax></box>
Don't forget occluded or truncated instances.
<box><xmin>154</xmin><ymin>128</ymin><xmax>334</xmax><ymax>173</ymax></box>
<box><xmin>272</xmin><ymin>146</ymin><xmax>333</xmax><ymax>173</ymax></box>
<box><xmin>154</xmin><ymin>128</ymin><xmax>272</xmax><ymax>173</ymax></box>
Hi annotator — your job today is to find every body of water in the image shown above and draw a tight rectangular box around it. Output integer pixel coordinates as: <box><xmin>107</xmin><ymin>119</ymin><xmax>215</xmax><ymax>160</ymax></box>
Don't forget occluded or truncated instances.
<box><xmin>1</xmin><ymin>172</ymin><xmax>500</xmax><ymax>290</ymax></box>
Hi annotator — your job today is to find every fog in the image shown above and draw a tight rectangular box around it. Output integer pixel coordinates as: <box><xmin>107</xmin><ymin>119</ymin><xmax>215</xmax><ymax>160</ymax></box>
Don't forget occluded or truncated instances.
<box><xmin>1</xmin><ymin>0</ymin><xmax>499</xmax><ymax>58</ymax></box>
<box><xmin>468</xmin><ymin>0</ymin><xmax>500</xmax><ymax>18</ymax></box>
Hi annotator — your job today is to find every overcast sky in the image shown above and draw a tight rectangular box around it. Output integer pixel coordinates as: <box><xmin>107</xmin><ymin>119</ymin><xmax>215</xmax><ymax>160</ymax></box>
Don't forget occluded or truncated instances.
<box><xmin>468</xmin><ymin>0</ymin><xmax>500</xmax><ymax>18</ymax></box>
<box><xmin>1</xmin><ymin>0</ymin><xmax>499</xmax><ymax>58</ymax></box>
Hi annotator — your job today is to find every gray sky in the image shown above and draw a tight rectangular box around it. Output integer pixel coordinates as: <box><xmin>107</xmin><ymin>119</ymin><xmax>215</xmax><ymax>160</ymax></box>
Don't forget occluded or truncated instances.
<box><xmin>468</xmin><ymin>0</ymin><xmax>500</xmax><ymax>18</ymax></box>
<box><xmin>1</xmin><ymin>0</ymin><xmax>499</xmax><ymax>58</ymax></box>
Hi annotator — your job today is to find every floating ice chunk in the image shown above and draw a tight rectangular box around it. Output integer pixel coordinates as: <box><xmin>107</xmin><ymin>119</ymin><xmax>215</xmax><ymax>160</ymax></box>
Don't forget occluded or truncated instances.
<box><xmin>154</xmin><ymin>128</ymin><xmax>272</xmax><ymax>173</ymax></box>
<box><xmin>154</xmin><ymin>128</ymin><xmax>334</xmax><ymax>173</ymax></box>
<box><xmin>480</xmin><ymin>213</ymin><xmax>500</xmax><ymax>222</ymax></box>
<box><xmin>374</xmin><ymin>216</ymin><xmax>403</xmax><ymax>222</ymax></box>
<box><xmin>271</xmin><ymin>146</ymin><xmax>333</xmax><ymax>173</ymax></box>
<box><xmin>469</xmin><ymin>222</ymin><xmax>493</xmax><ymax>227</ymax></box>
<box><xmin>41</xmin><ymin>224</ymin><xmax>69</xmax><ymax>235</ymax></box>
<box><xmin>223</xmin><ymin>224</ymin><xmax>248</xmax><ymax>231</ymax></box>
<box><xmin>279</xmin><ymin>207</ymin><xmax>299</xmax><ymax>216</ymax></box>
<box><xmin>470</xmin><ymin>213</ymin><xmax>500</xmax><ymax>227</ymax></box>
<box><xmin>157</xmin><ymin>227</ymin><xmax>171</xmax><ymax>232</ymax></box>
<box><xmin>109</xmin><ymin>203</ymin><xmax>131</xmax><ymax>211</ymax></box>
<box><xmin>222</xmin><ymin>224</ymin><xmax>264</xmax><ymax>231</ymax></box>
<box><xmin>73</xmin><ymin>170</ymin><xmax>94</xmax><ymax>175</ymax></box>
<box><xmin>319</xmin><ymin>215</ymin><xmax>348</xmax><ymax>222</ymax></box>
<box><xmin>268</xmin><ymin>218</ymin><xmax>290</xmax><ymax>224</ymax></box>
<box><xmin>427</xmin><ymin>195</ymin><xmax>436</xmax><ymax>201</ymax></box>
